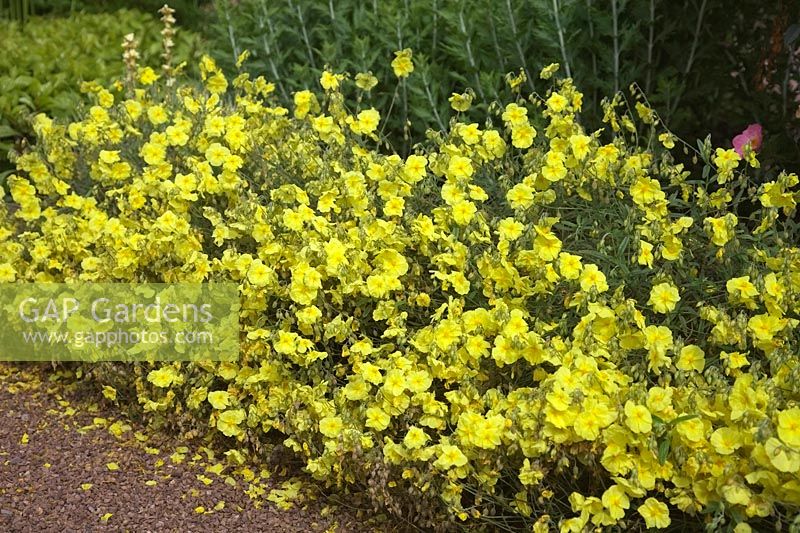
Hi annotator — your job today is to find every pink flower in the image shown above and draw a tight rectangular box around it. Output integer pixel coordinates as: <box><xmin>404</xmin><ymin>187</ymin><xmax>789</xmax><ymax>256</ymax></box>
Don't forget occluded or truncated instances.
<box><xmin>732</xmin><ymin>123</ymin><xmax>763</xmax><ymax>156</ymax></box>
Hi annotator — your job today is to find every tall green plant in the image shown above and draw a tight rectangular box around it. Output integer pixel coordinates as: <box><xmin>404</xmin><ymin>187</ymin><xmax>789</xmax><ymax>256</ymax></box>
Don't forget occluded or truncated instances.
<box><xmin>0</xmin><ymin>0</ymin><xmax>34</xmax><ymax>23</ymax></box>
<box><xmin>208</xmin><ymin>0</ymin><xmax>799</xmax><ymax>167</ymax></box>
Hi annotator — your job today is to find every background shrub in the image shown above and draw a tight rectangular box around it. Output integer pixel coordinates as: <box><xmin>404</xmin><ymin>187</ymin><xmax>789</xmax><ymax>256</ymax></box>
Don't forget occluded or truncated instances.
<box><xmin>209</xmin><ymin>0</ymin><xmax>800</xmax><ymax>167</ymax></box>
<box><xmin>0</xmin><ymin>9</ymin><xmax>201</xmax><ymax>167</ymax></box>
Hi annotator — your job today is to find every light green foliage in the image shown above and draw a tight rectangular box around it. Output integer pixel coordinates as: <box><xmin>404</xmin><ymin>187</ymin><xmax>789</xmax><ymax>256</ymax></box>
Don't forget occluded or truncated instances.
<box><xmin>0</xmin><ymin>9</ymin><xmax>201</xmax><ymax>162</ymax></box>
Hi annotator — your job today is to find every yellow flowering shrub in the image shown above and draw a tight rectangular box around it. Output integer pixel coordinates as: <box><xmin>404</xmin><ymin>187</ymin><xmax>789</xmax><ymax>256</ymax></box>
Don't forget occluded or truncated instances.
<box><xmin>1</xmin><ymin>56</ymin><xmax>799</xmax><ymax>531</ymax></box>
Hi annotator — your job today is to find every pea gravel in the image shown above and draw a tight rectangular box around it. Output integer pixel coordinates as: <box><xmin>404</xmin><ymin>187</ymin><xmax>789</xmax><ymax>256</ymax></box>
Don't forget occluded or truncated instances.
<box><xmin>0</xmin><ymin>363</ymin><xmax>382</xmax><ymax>533</ymax></box>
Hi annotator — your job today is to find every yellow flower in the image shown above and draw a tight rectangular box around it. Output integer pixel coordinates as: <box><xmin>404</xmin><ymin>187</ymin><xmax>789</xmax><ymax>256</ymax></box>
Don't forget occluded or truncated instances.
<box><xmin>207</xmin><ymin>390</ymin><xmax>230</xmax><ymax>410</ymax></box>
<box><xmin>676</xmin><ymin>417</ymin><xmax>705</xmax><ymax>444</ymax></box>
<box><xmin>497</xmin><ymin>218</ymin><xmax>524</xmax><ymax>241</ymax></box>
<box><xmin>765</xmin><ymin>437</ymin><xmax>800</xmax><ymax>472</ymax></box>
<box><xmin>710</xmin><ymin>427</ymin><xmax>742</xmax><ymax>455</ymax></box>
<box><xmin>140</xmin><ymin>141</ymin><xmax>166</xmax><ymax>166</ymax></box>
<box><xmin>205</xmin><ymin>142</ymin><xmax>230</xmax><ymax>167</ymax></box>
<box><xmin>624</xmin><ymin>401</ymin><xmax>652</xmax><ymax>434</ymax></box>
<box><xmin>375</xmin><ymin>249</ymin><xmax>409</xmax><ymax>277</ymax></box>
<box><xmin>637</xmin><ymin>498</ymin><xmax>670</xmax><ymax>529</ymax></box>
<box><xmin>546</xmin><ymin>93</ymin><xmax>568</xmax><ymax>113</ymax></box>
<box><xmin>353</xmin><ymin>108</ymin><xmax>380</xmax><ymax>134</ymax></box>
<box><xmin>726</xmin><ymin>276</ymin><xmax>757</xmax><ymax>299</ymax></box>
<box><xmin>648</xmin><ymin>282</ymin><xmax>680</xmax><ymax>314</ymax></box>
<box><xmin>217</xmin><ymin>409</ymin><xmax>245</xmax><ymax>437</ymax></box>
<box><xmin>451</xmin><ymin>200</ymin><xmax>477</xmax><ymax>226</ymax></box>
<box><xmin>0</xmin><ymin>263</ymin><xmax>16</xmax><ymax>283</ymax></box>
<box><xmin>139</xmin><ymin>66</ymin><xmax>159</xmax><ymax>85</ymax></box>
<box><xmin>319</xmin><ymin>416</ymin><xmax>344</xmax><ymax>438</ymax></box>
<box><xmin>403</xmin><ymin>427</ymin><xmax>428</xmax><ymax>449</ymax></box>
<box><xmin>447</xmin><ymin>155</ymin><xmax>474</xmax><ymax>180</ymax></box>
<box><xmin>502</xmin><ymin>103</ymin><xmax>528</xmax><ymax>126</ymax></box>
<box><xmin>601</xmin><ymin>485</ymin><xmax>630</xmax><ymax>520</ymax></box>
<box><xmin>384</xmin><ymin>197</ymin><xmax>404</xmax><ymax>217</ymax></box>
<box><xmin>638</xmin><ymin>240</ymin><xmax>654</xmax><ymax>268</ymax></box>
<box><xmin>273</xmin><ymin>331</ymin><xmax>297</xmax><ymax>354</ymax></box>
<box><xmin>206</xmin><ymin>72</ymin><xmax>229</xmax><ymax>94</ymax></box>
<box><xmin>676</xmin><ymin>345</ymin><xmax>705</xmax><ymax>372</ymax></box>
<box><xmin>534</xmin><ymin>231</ymin><xmax>562</xmax><ymax>261</ymax></box>
<box><xmin>383</xmin><ymin>370</ymin><xmax>406</xmax><ymax>396</ymax></box>
<box><xmin>557</xmin><ymin>253</ymin><xmax>582</xmax><ymax>279</ymax></box>
<box><xmin>658</xmin><ymin>132</ymin><xmax>675</xmax><ymax>149</ymax></box>
<box><xmin>713</xmin><ymin>147</ymin><xmax>740</xmax><ymax>172</ymax></box>
<box><xmin>630</xmin><ymin>177</ymin><xmax>665</xmax><ymax>206</ymax></box>
<box><xmin>507</xmin><ymin>183</ymin><xmax>534</xmax><ymax>209</ymax></box>
<box><xmin>580</xmin><ymin>264</ymin><xmax>609</xmax><ymax>293</ymax></box>
<box><xmin>319</xmin><ymin>70</ymin><xmax>342</xmax><ymax>91</ymax></box>
<box><xmin>511</xmin><ymin>123</ymin><xmax>536</xmax><ymax>149</ymax></box>
<box><xmin>247</xmin><ymin>259</ymin><xmax>275</xmax><ymax>287</ymax></box>
<box><xmin>777</xmin><ymin>408</ymin><xmax>800</xmax><ymax>448</ymax></box>
<box><xmin>434</xmin><ymin>445</ymin><xmax>468</xmax><ymax>469</ymax></box>
<box><xmin>403</xmin><ymin>154</ymin><xmax>427</xmax><ymax>183</ymax></box>
<box><xmin>747</xmin><ymin>313</ymin><xmax>784</xmax><ymax>341</ymax></box>
<box><xmin>147</xmin><ymin>367</ymin><xmax>179</xmax><ymax>388</ymax></box>
<box><xmin>449</xmin><ymin>91</ymin><xmax>473</xmax><ymax>112</ymax></box>
<box><xmin>355</xmin><ymin>72</ymin><xmax>378</xmax><ymax>91</ymax></box>
<box><xmin>406</xmin><ymin>370</ymin><xmax>432</xmax><ymax>393</ymax></box>
<box><xmin>147</xmin><ymin>105</ymin><xmax>169</xmax><ymax>125</ymax></box>
<box><xmin>539</xmin><ymin>63</ymin><xmax>560</xmax><ymax>79</ymax></box>
<box><xmin>704</xmin><ymin>214</ymin><xmax>737</xmax><ymax>246</ymax></box>
<box><xmin>569</xmin><ymin>134</ymin><xmax>591</xmax><ymax>160</ymax></box>
<box><xmin>365</xmin><ymin>407</ymin><xmax>390</xmax><ymax>430</ymax></box>
<box><xmin>722</xmin><ymin>484</ymin><xmax>751</xmax><ymax>506</ymax></box>
<box><xmin>391</xmin><ymin>49</ymin><xmax>414</xmax><ymax>78</ymax></box>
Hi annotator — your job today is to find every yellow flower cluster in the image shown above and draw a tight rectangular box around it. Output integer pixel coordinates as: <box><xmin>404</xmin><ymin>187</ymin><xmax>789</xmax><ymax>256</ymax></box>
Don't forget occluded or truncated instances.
<box><xmin>1</xmin><ymin>55</ymin><xmax>799</xmax><ymax>531</ymax></box>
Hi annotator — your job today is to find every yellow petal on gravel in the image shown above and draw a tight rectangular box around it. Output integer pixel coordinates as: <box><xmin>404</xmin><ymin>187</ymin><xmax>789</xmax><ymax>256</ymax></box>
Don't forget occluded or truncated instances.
<box><xmin>206</xmin><ymin>463</ymin><xmax>225</xmax><ymax>475</ymax></box>
<box><xmin>20</xmin><ymin>433</ymin><xmax>29</xmax><ymax>445</ymax></box>
<box><xmin>81</xmin><ymin>483</ymin><xmax>93</xmax><ymax>491</ymax></box>
<box><xmin>106</xmin><ymin>462</ymin><xmax>119</xmax><ymax>471</ymax></box>
<box><xmin>100</xmin><ymin>513</ymin><xmax>112</xmax><ymax>522</ymax></box>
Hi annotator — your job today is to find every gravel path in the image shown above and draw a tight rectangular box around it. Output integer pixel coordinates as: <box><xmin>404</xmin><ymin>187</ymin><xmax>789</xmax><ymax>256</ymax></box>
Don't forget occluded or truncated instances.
<box><xmin>0</xmin><ymin>363</ymin><xmax>379</xmax><ymax>533</ymax></box>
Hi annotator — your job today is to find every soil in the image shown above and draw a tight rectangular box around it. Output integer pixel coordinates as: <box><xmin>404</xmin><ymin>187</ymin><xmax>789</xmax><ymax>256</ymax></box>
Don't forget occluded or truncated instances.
<box><xmin>0</xmin><ymin>363</ymin><xmax>383</xmax><ymax>533</ymax></box>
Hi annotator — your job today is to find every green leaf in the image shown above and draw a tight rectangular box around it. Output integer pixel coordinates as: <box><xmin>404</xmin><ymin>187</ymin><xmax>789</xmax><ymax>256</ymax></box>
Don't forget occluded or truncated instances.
<box><xmin>669</xmin><ymin>414</ymin><xmax>699</xmax><ymax>427</ymax></box>
<box><xmin>657</xmin><ymin>438</ymin><xmax>670</xmax><ymax>465</ymax></box>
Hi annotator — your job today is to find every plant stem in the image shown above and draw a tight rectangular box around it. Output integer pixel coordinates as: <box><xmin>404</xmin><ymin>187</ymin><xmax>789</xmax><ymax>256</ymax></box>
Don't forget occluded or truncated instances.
<box><xmin>258</xmin><ymin>2</ymin><xmax>288</xmax><ymax>100</ymax></box>
<box><xmin>669</xmin><ymin>0</ymin><xmax>708</xmax><ymax>117</ymax></box>
<box><xmin>431</xmin><ymin>0</ymin><xmax>438</xmax><ymax>62</ymax></box>
<box><xmin>505</xmin><ymin>0</ymin><xmax>535</xmax><ymax>93</ymax></box>
<box><xmin>551</xmin><ymin>0</ymin><xmax>571</xmax><ymax>77</ymax></box>
<box><xmin>646</xmin><ymin>0</ymin><xmax>654</xmax><ymax>93</ymax></box>
<box><xmin>612</xmin><ymin>0</ymin><xmax>619</xmax><ymax>93</ymax></box>
<box><xmin>459</xmin><ymin>5</ymin><xmax>485</xmax><ymax>100</ymax></box>
<box><xmin>289</xmin><ymin>0</ymin><xmax>316</xmax><ymax>71</ymax></box>
<box><xmin>423</xmin><ymin>73</ymin><xmax>446</xmax><ymax>131</ymax></box>
<box><xmin>586</xmin><ymin>0</ymin><xmax>597</xmax><ymax>105</ymax></box>
<box><xmin>684</xmin><ymin>0</ymin><xmax>707</xmax><ymax>75</ymax></box>
<box><xmin>223</xmin><ymin>2</ymin><xmax>239</xmax><ymax>66</ymax></box>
